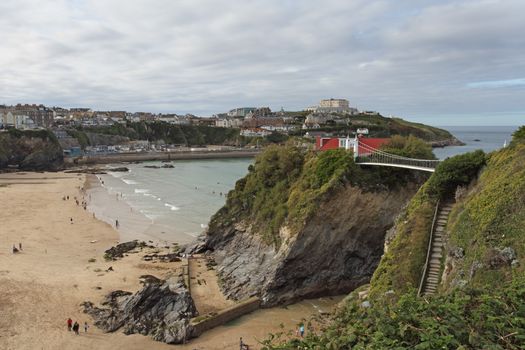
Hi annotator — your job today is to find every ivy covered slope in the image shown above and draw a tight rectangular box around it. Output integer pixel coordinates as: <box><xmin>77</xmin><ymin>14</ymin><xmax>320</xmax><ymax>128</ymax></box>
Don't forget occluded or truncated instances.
<box><xmin>370</xmin><ymin>149</ymin><xmax>486</xmax><ymax>297</ymax></box>
<box><xmin>204</xmin><ymin>137</ymin><xmax>430</xmax><ymax>306</ymax></box>
<box><xmin>264</xmin><ymin>126</ymin><xmax>525</xmax><ymax>350</ymax></box>
<box><xmin>0</xmin><ymin>129</ymin><xmax>63</xmax><ymax>171</ymax></box>
<box><xmin>442</xmin><ymin>125</ymin><xmax>525</xmax><ymax>291</ymax></box>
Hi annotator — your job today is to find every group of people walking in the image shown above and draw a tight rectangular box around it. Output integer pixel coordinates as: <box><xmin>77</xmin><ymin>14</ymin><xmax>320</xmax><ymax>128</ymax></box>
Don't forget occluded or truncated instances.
<box><xmin>67</xmin><ymin>318</ymin><xmax>88</xmax><ymax>335</ymax></box>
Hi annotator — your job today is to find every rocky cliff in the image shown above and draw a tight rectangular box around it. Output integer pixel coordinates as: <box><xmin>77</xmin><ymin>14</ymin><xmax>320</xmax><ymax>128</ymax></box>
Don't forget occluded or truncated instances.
<box><xmin>197</xmin><ymin>143</ymin><xmax>430</xmax><ymax>306</ymax></box>
<box><xmin>266</xmin><ymin>126</ymin><xmax>525</xmax><ymax>349</ymax></box>
<box><xmin>0</xmin><ymin>129</ymin><xmax>63</xmax><ymax>171</ymax></box>
<box><xmin>207</xmin><ymin>182</ymin><xmax>420</xmax><ymax>306</ymax></box>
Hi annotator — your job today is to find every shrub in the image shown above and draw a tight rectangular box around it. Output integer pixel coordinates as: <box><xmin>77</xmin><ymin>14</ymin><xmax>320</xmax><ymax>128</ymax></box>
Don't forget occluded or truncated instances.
<box><xmin>426</xmin><ymin>150</ymin><xmax>486</xmax><ymax>199</ymax></box>
<box><xmin>263</xmin><ymin>277</ymin><xmax>525</xmax><ymax>350</ymax></box>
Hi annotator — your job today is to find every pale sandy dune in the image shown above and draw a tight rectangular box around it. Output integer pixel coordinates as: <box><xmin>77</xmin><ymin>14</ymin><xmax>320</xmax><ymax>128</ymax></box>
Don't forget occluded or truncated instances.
<box><xmin>0</xmin><ymin>172</ymin><xmax>339</xmax><ymax>350</ymax></box>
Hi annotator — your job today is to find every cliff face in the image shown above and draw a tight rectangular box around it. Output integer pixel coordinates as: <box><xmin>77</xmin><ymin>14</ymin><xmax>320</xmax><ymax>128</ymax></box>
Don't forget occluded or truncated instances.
<box><xmin>267</xmin><ymin>127</ymin><xmax>525</xmax><ymax>349</ymax></box>
<box><xmin>202</xmin><ymin>144</ymin><xmax>428</xmax><ymax>306</ymax></box>
<box><xmin>207</xmin><ymin>183</ymin><xmax>419</xmax><ymax>306</ymax></box>
<box><xmin>0</xmin><ymin>130</ymin><xmax>63</xmax><ymax>171</ymax></box>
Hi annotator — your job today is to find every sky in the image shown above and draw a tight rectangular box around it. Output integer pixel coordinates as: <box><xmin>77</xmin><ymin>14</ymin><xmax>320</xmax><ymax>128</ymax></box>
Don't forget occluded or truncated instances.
<box><xmin>0</xmin><ymin>0</ymin><xmax>524</xmax><ymax>125</ymax></box>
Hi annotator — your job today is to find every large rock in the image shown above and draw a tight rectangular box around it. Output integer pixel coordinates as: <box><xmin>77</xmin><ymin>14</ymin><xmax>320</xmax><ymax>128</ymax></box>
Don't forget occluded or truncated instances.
<box><xmin>104</xmin><ymin>240</ymin><xmax>140</xmax><ymax>260</ymax></box>
<box><xmin>83</xmin><ymin>276</ymin><xmax>197</xmax><ymax>344</ymax></box>
<box><xmin>0</xmin><ymin>130</ymin><xmax>64</xmax><ymax>171</ymax></box>
<box><xmin>206</xmin><ymin>183</ymin><xmax>420</xmax><ymax>306</ymax></box>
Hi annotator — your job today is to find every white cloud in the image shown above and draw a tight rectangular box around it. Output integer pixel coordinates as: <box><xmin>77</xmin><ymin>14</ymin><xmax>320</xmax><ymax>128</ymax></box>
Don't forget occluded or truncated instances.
<box><xmin>0</xmin><ymin>0</ymin><xmax>524</xmax><ymax>124</ymax></box>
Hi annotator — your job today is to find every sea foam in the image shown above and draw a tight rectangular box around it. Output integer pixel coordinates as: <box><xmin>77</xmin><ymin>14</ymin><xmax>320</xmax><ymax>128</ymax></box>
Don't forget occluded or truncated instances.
<box><xmin>164</xmin><ymin>203</ymin><xmax>180</xmax><ymax>211</ymax></box>
<box><xmin>122</xmin><ymin>179</ymin><xmax>139</xmax><ymax>185</ymax></box>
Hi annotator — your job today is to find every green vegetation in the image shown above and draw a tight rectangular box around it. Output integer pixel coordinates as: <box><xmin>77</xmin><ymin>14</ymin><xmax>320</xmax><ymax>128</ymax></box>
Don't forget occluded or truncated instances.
<box><xmin>291</xmin><ymin>114</ymin><xmax>455</xmax><ymax>142</ymax></box>
<box><xmin>381</xmin><ymin>135</ymin><xmax>435</xmax><ymax>159</ymax></box>
<box><xmin>370</xmin><ymin>150</ymin><xmax>486</xmax><ymax>297</ymax></box>
<box><xmin>0</xmin><ymin>129</ymin><xmax>63</xmax><ymax>170</ymax></box>
<box><xmin>209</xmin><ymin>136</ymin><xmax>428</xmax><ymax>246</ymax></box>
<box><xmin>445</xmin><ymin>129</ymin><xmax>525</xmax><ymax>290</ymax></box>
<box><xmin>263</xmin><ymin>277</ymin><xmax>525</xmax><ymax>350</ymax></box>
<box><xmin>388</xmin><ymin>117</ymin><xmax>455</xmax><ymax>142</ymax></box>
<box><xmin>70</xmin><ymin>121</ymin><xmax>291</xmax><ymax>147</ymax></box>
<box><xmin>264</xmin><ymin>126</ymin><xmax>525</xmax><ymax>349</ymax></box>
<box><xmin>66</xmin><ymin>129</ymin><xmax>90</xmax><ymax>149</ymax></box>
<box><xmin>73</xmin><ymin>122</ymin><xmax>240</xmax><ymax>146</ymax></box>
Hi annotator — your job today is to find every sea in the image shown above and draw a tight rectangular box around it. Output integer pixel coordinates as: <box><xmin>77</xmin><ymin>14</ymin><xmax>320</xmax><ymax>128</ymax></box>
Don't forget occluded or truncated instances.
<box><xmin>433</xmin><ymin>125</ymin><xmax>516</xmax><ymax>159</ymax></box>
<box><xmin>88</xmin><ymin>125</ymin><xmax>518</xmax><ymax>245</ymax></box>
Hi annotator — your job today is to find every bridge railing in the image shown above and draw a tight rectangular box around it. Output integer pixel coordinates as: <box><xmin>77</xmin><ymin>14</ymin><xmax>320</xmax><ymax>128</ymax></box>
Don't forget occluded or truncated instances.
<box><xmin>355</xmin><ymin>141</ymin><xmax>441</xmax><ymax>170</ymax></box>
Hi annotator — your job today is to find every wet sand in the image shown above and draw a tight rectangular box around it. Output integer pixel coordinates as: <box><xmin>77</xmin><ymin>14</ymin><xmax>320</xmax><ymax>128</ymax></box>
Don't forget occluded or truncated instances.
<box><xmin>0</xmin><ymin>172</ymin><xmax>341</xmax><ymax>350</ymax></box>
<box><xmin>85</xmin><ymin>174</ymin><xmax>165</xmax><ymax>244</ymax></box>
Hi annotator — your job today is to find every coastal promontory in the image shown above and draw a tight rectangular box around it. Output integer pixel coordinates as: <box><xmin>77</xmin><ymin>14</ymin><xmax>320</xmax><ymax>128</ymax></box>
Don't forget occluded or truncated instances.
<box><xmin>198</xmin><ymin>137</ymin><xmax>434</xmax><ymax>306</ymax></box>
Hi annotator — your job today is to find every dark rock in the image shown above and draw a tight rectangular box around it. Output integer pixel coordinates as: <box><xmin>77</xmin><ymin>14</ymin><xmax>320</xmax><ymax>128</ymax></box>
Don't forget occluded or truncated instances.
<box><xmin>139</xmin><ymin>275</ymin><xmax>162</xmax><ymax>285</ymax></box>
<box><xmin>144</xmin><ymin>165</ymin><xmax>161</xmax><ymax>169</ymax></box>
<box><xmin>0</xmin><ymin>130</ymin><xmax>64</xmax><ymax>171</ymax></box>
<box><xmin>485</xmin><ymin>247</ymin><xmax>517</xmax><ymax>268</ymax></box>
<box><xmin>83</xmin><ymin>276</ymin><xmax>197</xmax><ymax>344</ymax></box>
<box><xmin>450</xmin><ymin>247</ymin><xmax>465</xmax><ymax>259</ymax></box>
<box><xmin>107</xmin><ymin>167</ymin><xmax>129</xmax><ymax>172</ymax></box>
<box><xmin>104</xmin><ymin>240</ymin><xmax>139</xmax><ymax>260</ymax></box>
<box><xmin>183</xmin><ymin>235</ymin><xmax>208</xmax><ymax>255</ymax></box>
<box><xmin>429</xmin><ymin>137</ymin><xmax>465</xmax><ymax>148</ymax></box>
<box><xmin>142</xmin><ymin>253</ymin><xmax>181</xmax><ymax>263</ymax></box>
<box><xmin>161</xmin><ymin>164</ymin><xmax>175</xmax><ymax>168</ymax></box>
<box><xmin>206</xmin><ymin>183</ymin><xmax>421</xmax><ymax>306</ymax></box>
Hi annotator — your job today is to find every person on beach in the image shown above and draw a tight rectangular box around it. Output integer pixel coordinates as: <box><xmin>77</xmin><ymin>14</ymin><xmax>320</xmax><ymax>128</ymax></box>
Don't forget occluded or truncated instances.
<box><xmin>73</xmin><ymin>321</ymin><xmax>79</xmax><ymax>335</ymax></box>
<box><xmin>84</xmin><ymin>322</ymin><xmax>89</xmax><ymax>333</ymax></box>
<box><xmin>18</xmin><ymin>242</ymin><xmax>22</xmax><ymax>251</ymax></box>
<box><xmin>70</xmin><ymin>217</ymin><xmax>73</xmax><ymax>224</ymax></box>
<box><xmin>299</xmin><ymin>324</ymin><xmax>305</xmax><ymax>337</ymax></box>
<box><xmin>115</xmin><ymin>219</ymin><xmax>119</xmax><ymax>229</ymax></box>
<box><xmin>67</xmin><ymin>318</ymin><xmax>72</xmax><ymax>331</ymax></box>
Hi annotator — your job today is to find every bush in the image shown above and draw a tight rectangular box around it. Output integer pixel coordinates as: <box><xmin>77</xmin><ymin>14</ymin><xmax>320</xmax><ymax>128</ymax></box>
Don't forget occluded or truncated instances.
<box><xmin>511</xmin><ymin>125</ymin><xmax>525</xmax><ymax>144</ymax></box>
<box><xmin>426</xmin><ymin>150</ymin><xmax>486</xmax><ymax>199</ymax></box>
<box><xmin>263</xmin><ymin>277</ymin><xmax>525</xmax><ymax>349</ymax></box>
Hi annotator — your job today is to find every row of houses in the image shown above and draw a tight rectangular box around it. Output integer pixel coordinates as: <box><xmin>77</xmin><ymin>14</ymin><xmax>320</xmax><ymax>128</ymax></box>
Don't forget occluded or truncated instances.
<box><xmin>0</xmin><ymin>112</ymin><xmax>38</xmax><ymax>129</ymax></box>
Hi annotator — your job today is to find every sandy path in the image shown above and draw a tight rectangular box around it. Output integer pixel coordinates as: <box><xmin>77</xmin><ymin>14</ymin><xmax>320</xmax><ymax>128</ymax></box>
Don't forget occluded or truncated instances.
<box><xmin>189</xmin><ymin>255</ymin><xmax>234</xmax><ymax>315</ymax></box>
<box><xmin>0</xmin><ymin>172</ymin><xmax>341</xmax><ymax>350</ymax></box>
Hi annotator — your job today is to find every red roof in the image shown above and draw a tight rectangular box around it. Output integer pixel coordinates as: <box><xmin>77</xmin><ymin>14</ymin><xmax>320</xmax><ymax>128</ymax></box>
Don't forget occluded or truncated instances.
<box><xmin>319</xmin><ymin>138</ymin><xmax>340</xmax><ymax>151</ymax></box>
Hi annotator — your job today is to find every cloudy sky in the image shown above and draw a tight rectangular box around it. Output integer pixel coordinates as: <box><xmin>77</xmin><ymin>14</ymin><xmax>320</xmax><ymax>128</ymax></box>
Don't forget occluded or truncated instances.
<box><xmin>0</xmin><ymin>0</ymin><xmax>523</xmax><ymax>125</ymax></box>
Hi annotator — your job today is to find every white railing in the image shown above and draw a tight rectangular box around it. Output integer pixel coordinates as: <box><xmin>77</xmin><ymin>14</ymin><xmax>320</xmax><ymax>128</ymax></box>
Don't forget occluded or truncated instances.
<box><xmin>355</xmin><ymin>141</ymin><xmax>440</xmax><ymax>172</ymax></box>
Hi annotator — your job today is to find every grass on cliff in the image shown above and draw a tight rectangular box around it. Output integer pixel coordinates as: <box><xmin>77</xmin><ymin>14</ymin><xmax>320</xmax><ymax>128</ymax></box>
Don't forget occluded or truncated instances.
<box><xmin>369</xmin><ymin>150</ymin><xmax>486</xmax><ymax>297</ymax></box>
<box><xmin>210</xmin><ymin>145</ymin><xmax>355</xmax><ymax>246</ymax></box>
<box><xmin>209</xmin><ymin>137</ymin><xmax>432</xmax><ymax>247</ymax></box>
<box><xmin>0</xmin><ymin>129</ymin><xmax>63</xmax><ymax>170</ymax></box>
<box><xmin>263</xmin><ymin>276</ymin><xmax>525</xmax><ymax>350</ymax></box>
<box><xmin>444</xmin><ymin>126</ymin><xmax>525</xmax><ymax>290</ymax></box>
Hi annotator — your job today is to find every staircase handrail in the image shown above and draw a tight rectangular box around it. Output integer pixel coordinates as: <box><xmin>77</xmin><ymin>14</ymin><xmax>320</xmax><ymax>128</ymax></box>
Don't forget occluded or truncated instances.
<box><xmin>417</xmin><ymin>199</ymin><xmax>440</xmax><ymax>297</ymax></box>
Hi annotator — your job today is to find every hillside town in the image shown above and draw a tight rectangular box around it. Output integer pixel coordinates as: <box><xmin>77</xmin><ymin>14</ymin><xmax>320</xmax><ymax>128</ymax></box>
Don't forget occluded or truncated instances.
<box><xmin>0</xmin><ymin>98</ymin><xmax>373</xmax><ymax>134</ymax></box>
<box><xmin>0</xmin><ymin>98</ymin><xmax>391</xmax><ymax>158</ymax></box>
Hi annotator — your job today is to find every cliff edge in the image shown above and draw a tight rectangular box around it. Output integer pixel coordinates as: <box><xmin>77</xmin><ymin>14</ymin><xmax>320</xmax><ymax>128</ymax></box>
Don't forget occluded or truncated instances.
<box><xmin>201</xmin><ymin>138</ymin><xmax>431</xmax><ymax>306</ymax></box>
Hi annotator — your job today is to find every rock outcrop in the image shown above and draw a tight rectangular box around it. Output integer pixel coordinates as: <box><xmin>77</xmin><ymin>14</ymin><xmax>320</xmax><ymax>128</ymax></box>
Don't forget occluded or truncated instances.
<box><xmin>205</xmin><ymin>182</ymin><xmax>420</xmax><ymax>306</ymax></box>
<box><xmin>104</xmin><ymin>240</ymin><xmax>142</xmax><ymax>260</ymax></box>
<box><xmin>83</xmin><ymin>276</ymin><xmax>197</xmax><ymax>344</ymax></box>
<box><xmin>0</xmin><ymin>130</ymin><xmax>63</xmax><ymax>171</ymax></box>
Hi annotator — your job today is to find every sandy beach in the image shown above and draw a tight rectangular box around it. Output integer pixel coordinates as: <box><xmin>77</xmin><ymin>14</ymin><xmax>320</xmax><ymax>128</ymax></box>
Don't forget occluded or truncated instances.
<box><xmin>0</xmin><ymin>172</ymin><xmax>341</xmax><ymax>350</ymax></box>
